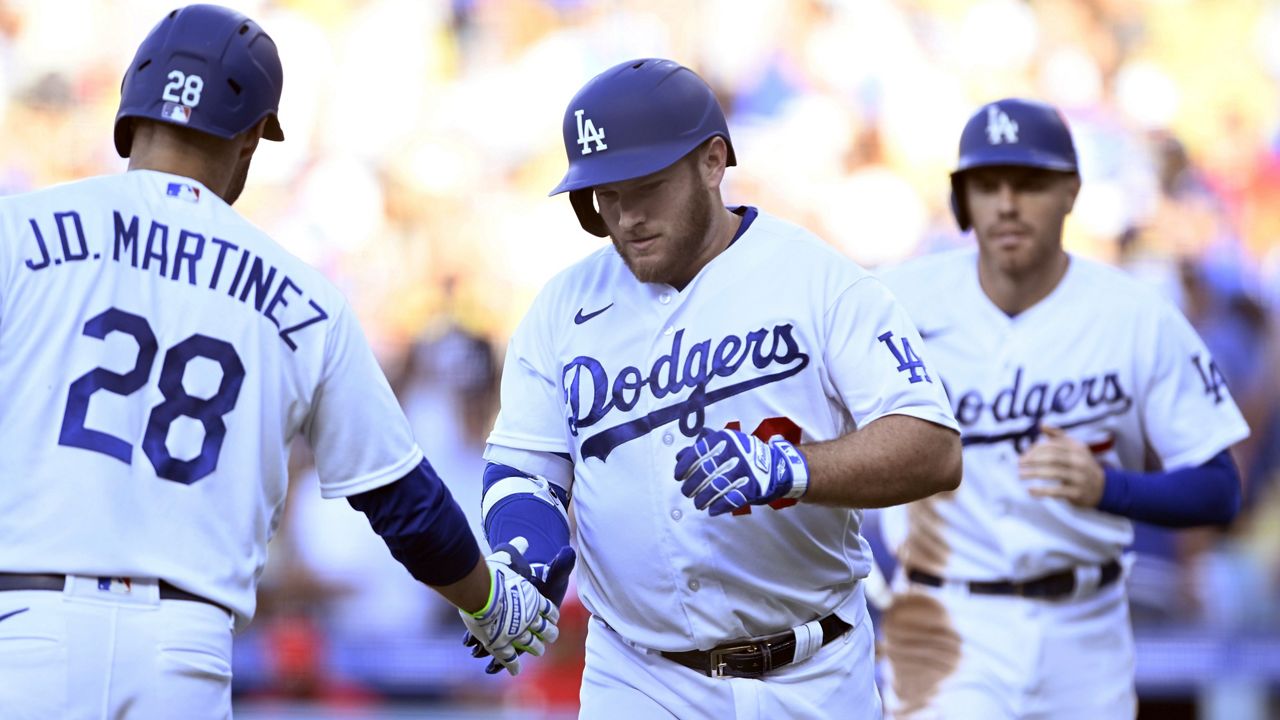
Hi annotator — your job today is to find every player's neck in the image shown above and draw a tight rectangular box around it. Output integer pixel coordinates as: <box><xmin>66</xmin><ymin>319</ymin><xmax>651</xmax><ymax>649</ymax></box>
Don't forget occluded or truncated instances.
<box><xmin>674</xmin><ymin>206</ymin><xmax>742</xmax><ymax>291</ymax></box>
<box><xmin>125</xmin><ymin>127</ymin><xmax>242</xmax><ymax>203</ymax></box>
<box><xmin>977</xmin><ymin>249</ymin><xmax>1070</xmax><ymax>316</ymax></box>
<box><xmin>127</xmin><ymin>156</ymin><xmax>232</xmax><ymax>201</ymax></box>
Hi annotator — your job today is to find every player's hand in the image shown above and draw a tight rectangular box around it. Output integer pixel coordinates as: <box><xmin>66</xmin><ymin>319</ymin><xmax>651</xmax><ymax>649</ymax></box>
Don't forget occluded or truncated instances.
<box><xmin>673</xmin><ymin>428</ymin><xmax>809</xmax><ymax>516</ymax></box>
<box><xmin>457</xmin><ymin>537</ymin><xmax>561</xmax><ymax>677</ymax></box>
<box><xmin>1018</xmin><ymin>425</ymin><xmax>1105</xmax><ymax>508</ymax></box>
<box><xmin>462</xmin><ymin>544</ymin><xmax>576</xmax><ymax>674</ymax></box>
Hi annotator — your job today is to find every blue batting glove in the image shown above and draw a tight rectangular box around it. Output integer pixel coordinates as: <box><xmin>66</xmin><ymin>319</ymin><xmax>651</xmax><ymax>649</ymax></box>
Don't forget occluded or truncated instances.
<box><xmin>532</xmin><ymin>544</ymin><xmax>577</xmax><ymax>608</ymax></box>
<box><xmin>673</xmin><ymin>429</ymin><xmax>809</xmax><ymax>516</ymax></box>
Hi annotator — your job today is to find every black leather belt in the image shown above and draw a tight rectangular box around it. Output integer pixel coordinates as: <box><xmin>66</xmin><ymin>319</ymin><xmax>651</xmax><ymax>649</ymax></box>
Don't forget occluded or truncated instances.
<box><xmin>0</xmin><ymin>573</ymin><xmax>229</xmax><ymax>614</ymax></box>
<box><xmin>660</xmin><ymin>613</ymin><xmax>851</xmax><ymax>678</ymax></box>
<box><xmin>907</xmin><ymin>559</ymin><xmax>1123</xmax><ymax>599</ymax></box>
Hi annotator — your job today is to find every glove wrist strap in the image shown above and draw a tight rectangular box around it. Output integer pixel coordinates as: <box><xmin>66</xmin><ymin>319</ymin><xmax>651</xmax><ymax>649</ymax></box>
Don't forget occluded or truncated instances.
<box><xmin>774</xmin><ymin>439</ymin><xmax>809</xmax><ymax>499</ymax></box>
<box><xmin>785</xmin><ymin>470</ymin><xmax>809</xmax><ymax>499</ymax></box>
<box><xmin>469</xmin><ymin>566</ymin><xmax>499</xmax><ymax>619</ymax></box>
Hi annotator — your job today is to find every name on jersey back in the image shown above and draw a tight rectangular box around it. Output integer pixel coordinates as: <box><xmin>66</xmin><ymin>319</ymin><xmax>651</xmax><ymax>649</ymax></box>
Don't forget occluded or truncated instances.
<box><xmin>19</xmin><ymin>209</ymin><xmax>329</xmax><ymax>351</ymax></box>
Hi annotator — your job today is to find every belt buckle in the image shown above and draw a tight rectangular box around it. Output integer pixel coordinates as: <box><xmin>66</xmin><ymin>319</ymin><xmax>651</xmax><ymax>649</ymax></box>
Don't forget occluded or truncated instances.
<box><xmin>708</xmin><ymin>642</ymin><xmax>761</xmax><ymax>679</ymax></box>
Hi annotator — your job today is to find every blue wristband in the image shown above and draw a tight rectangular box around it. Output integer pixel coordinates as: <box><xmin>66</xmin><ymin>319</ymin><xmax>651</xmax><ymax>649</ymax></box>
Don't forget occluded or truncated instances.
<box><xmin>1097</xmin><ymin>450</ymin><xmax>1241</xmax><ymax>527</ymax></box>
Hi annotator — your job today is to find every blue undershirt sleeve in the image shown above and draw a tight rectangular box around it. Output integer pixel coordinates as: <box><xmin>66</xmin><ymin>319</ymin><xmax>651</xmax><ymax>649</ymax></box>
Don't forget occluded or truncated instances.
<box><xmin>1096</xmin><ymin>450</ymin><xmax>1241</xmax><ymax>527</ymax></box>
<box><xmin>481</xmin><ymin>462</ymin><xmax>571</xmax><ymax>567</ymax></box>
<box><xmin>346</xmin><ymin>458</ymin><xmax>481</xmax><ymax>587</ymax></box>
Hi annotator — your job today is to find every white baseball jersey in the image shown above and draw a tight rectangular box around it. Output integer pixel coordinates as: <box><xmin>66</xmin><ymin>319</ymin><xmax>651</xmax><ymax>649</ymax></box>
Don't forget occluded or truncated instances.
<box><xmin>487</xmin><ymin>208</ymin><xmax>957</xmax><ymax>652</ymax></box>
<box><xmin>878</xmin><ymin>247</ymin><xmax>1249</xmax><ymax>581</ymax></box>
<box><xmin>0</xmin><ymin>170</ymin><xmax>422</xmax><ymax>629</ymax></box>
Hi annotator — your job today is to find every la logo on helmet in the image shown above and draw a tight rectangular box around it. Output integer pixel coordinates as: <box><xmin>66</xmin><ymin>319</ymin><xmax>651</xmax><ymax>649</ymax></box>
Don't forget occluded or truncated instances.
<box><xmin>985</xmin><ymin>106</ymin><xmax>1019</xmax><ymax>145</ymax></box>
<box><xmin>575</xmin><ymin>109</ymin><xmax>607</xmax><ymax>155</ymax></box>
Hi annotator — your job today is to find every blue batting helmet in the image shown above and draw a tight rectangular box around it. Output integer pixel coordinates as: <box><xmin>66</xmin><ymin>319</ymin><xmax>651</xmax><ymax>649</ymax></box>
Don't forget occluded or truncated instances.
<box><xmin>550</xmin><ymin>58</ymin><xmax>736</xmax><ymax>237</ymax></box>
<box><xmin>949</xmin><ymin>98</ymin><xmax>1077</xmax><ymax>230</ymax></box>
<box><xmin>114</xmin><ymin>4</ymin><xmax>284</xmax><ymax>158</ymax></box>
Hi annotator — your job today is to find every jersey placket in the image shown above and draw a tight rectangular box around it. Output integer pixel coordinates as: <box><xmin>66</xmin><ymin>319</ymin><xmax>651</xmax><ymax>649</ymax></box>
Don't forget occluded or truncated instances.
<box><xmin>988</xmin><ymin>318</ymin><xmax>1040</xmax><ymax>578</ymax></box>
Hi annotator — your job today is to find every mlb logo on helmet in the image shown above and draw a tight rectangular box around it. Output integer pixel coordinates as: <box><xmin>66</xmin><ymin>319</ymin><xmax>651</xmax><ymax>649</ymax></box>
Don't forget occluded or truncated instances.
<box><xmin>113</xmin><ymin>5</ymin><xmax>285</xmax><ymax>158</ymax></box>
<box><xmin>162</xmin><ymin>101</ymin><xmax>191</xmax><ymax>124</ymax></box>
<box><xmin>166</xmin><ymin>182</ymin><xmax>201</xmax><ymax>202</ymax></box>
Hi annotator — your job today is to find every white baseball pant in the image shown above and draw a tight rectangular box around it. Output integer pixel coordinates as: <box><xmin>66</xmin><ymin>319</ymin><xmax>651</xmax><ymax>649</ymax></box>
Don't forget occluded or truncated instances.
<box><xmin>0</xmin><ymin>576</ymin><xmax>234</xmax><ymax>720</ymax></box>
<box><xmin>578</xmin><ymin>606</ymin><xmax>881</xmax><ymax>719</ymax></box>
<box><xmin>881</xmin><ymin>577</ymin><xmax>1135</xmax><ymax>719</ymax></box>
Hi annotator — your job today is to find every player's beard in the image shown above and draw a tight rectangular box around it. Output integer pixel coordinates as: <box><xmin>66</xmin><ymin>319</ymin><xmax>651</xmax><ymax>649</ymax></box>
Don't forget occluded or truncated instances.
<box><xmin>979</xmin><ymin>223</ymin><xmax>1064</xmax><ymax>281</ymax></box>
<box><xmin>611</xmin><ymin>182</ymin><xmax>714</xmax><ymax>286</ymax></box>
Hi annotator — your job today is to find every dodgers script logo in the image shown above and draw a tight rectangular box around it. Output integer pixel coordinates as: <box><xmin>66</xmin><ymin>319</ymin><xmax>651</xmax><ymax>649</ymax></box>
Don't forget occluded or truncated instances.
<box><xmin>564</xmin><ymin>324</ymin><xmax>809</xmax><ymax>461</ymax></box>
<box><xmin>986</xmin><ymin>105</ymin><xmax>1019</xmax><ymax>145</ymax></box>
<box><xmin>953</xmin><ymin>367</ymin><xmax>1131</xmax><ymax>451</ymax></box>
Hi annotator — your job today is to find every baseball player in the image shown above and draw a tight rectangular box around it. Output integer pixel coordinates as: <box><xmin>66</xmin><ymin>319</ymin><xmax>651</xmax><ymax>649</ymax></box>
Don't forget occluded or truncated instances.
<box><xmin>0</xmin><ymin>5</ymin><xmax>556</xmax><ymax>718</ymax></box>
<box><xmin>877</xmin><ymin>98</ymin><xmax>1250</xmax><ymax>719</ymax></box>
<box><xmin>474</xmin><ymin>58</ymin><xmax>962</xmax><ymax>719</ymax></box>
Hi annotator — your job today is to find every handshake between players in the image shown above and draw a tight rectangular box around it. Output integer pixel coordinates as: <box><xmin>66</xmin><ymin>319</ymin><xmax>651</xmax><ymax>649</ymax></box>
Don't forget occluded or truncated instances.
<box><xmin>458</xmin><ymin>537</ymin><xmax>564</xmax><ymax>676</ymax></box>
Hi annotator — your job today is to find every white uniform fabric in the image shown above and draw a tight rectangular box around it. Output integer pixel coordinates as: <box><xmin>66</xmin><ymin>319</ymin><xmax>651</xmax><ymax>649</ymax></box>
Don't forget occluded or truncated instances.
<box><xmin>880</xmin><ymin>579</ymin><xmax>1134</xmax><ymax>720</ymax></box>
<box><xmin>0</xmin><ymin>581</ymin><xmax>234</xmax><ymax>720</ymax></box>
<box><xmin>0</xmin><ymin>171</ymin><xmax>422</xmax><ymax>629</ymax></box>
<box><xmin>487</xmin><ymin>208</ymin><xmax>956</xmax><ymax>662</ymax></box>
<box><xmin>876</xmin><ymin>248</ymin><xmax>1249</xmax><ymax>718</ymax></box>
<box><xmin>579</xmin><ymin>585</ymin><xmax>881</xmax><ymax>720</ymax></box>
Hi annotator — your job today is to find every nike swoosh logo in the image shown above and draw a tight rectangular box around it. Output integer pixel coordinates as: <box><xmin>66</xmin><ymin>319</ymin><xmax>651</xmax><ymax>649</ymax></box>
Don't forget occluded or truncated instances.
<box><xmin>0</xmin><ymin>608</ymin><xmax>29</xmax><ymax>624</ymax></box>
<box><xmin>919</xmin><ymin>327</ymin><xmax>950</xmax><ymax>340</ymax></box>
<box><xmin>574</xmin><ymin>304</ymin><xmax>614</xmax><ymax>325</ymax></box>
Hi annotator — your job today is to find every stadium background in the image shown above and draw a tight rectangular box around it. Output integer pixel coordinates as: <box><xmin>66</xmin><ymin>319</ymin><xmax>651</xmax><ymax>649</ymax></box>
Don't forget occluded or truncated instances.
<box><xmin>2</xmin><ymin>0</ymin><xmax>1278</xmax><ymax>717</ymax></box>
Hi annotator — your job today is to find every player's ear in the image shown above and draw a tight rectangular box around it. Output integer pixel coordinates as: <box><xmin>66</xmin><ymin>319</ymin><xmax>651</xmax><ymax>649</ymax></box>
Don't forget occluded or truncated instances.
<box><xmin>699</xmin><ymin>136</ymin><xmax>729</xmax><ymax>189</ymax></box>
<box><xmin>1061</xmin><ymin>174</ymin><xmax>1082</xmax><ymax>214</ymax></box>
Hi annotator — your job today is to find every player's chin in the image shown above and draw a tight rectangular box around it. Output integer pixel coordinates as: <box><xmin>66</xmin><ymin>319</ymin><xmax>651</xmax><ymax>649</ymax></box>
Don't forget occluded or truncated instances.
<box><xmin>989</xmin><ymin>248</ymin><xmax>1038</xmax><ymax>276</ymax></box>
<box><xmin>621</xmin><ymin>251</ymin><xmax>676</xmax><ymax>284</ymax></box>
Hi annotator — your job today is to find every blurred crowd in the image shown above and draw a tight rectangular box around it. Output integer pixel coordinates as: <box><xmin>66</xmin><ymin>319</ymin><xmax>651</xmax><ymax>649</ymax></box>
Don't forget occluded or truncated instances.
<box><xmin>3</xmin><ymin>0</ymin><xmax>1279</xmax><ymax>715</ymax></box>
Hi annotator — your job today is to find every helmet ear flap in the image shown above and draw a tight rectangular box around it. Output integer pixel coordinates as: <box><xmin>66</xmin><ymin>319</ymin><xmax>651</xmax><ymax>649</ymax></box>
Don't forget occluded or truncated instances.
<box><xmin>570</xmin><ymin>190</ymin><xmax>609</xmax><ymax>238</ymax></box>
<box><xmin>949</xmin><ymin>175</ymin><xmax>970</xmax><ymax>231</ymax></box>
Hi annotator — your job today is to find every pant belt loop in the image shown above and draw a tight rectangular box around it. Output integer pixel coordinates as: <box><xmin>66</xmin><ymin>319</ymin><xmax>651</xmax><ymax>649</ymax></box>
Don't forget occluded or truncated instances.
<box><xmin>945</xmin><ymin>576</ymin><xmax>972</xmax><ymax>597</ymax></box>
<box><xmin>791</xmin><ymin>618</ymin><xmax>825</xmax><ymax>665</ymax></box>
<box><xmin>1071</xmin><ymin>564</ymin><xmax>1103</xmax><ymax>601</ymax></box>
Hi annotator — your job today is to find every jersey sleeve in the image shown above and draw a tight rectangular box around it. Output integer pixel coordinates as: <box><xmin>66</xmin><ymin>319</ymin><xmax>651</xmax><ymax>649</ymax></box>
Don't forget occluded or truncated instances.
<box><xmin>0</xmin><ymin>200</ymin><xmax>14</xmax><ymax>319</ymax></box>
<box><xmin>487</xmin><ymin>298</ymin><xmax>572</xmax><ymax>456</ymax></box>
<box><xmin>1139</xmin><ymin>301</ymin><xmax>1250</xmax><ymax>469</ymax></box>
<box><xmin>824</xmin><ymin>276</ymin><xmax>959</xmax><ymax>432</ymax></box>
<box><xmin>305</xmin><ymin>303</ymin><xmax>423</xmax><ymax>498</ymax></box>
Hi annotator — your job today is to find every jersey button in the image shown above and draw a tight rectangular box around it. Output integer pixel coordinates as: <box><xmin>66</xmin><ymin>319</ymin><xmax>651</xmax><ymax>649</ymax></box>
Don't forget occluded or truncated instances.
<box><xmin>663</xmin><ymin>326</ymin><xmax>674</xmax><ymax>336</ymax></box>
<box><xmin>671</xmin><ymin>509</ymin><xmax>683</xmax><ymax>521</ymax></box>
<box><xmin>687</xmin><ymin>579</ymin><xmax>700</xmax><ymax>591</ymax></box>
<box><xmin>659</xmin><ymin>293</ymin><xmax>672</xmax><ymax>304</ymax></box>
<box><xmin>662</xmin><ymin>433</ymin><xmax>674</xmax><ymax>446</ymax></box>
